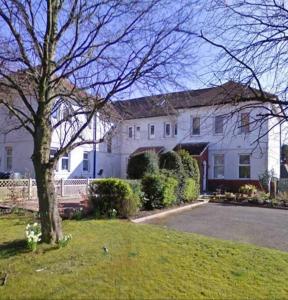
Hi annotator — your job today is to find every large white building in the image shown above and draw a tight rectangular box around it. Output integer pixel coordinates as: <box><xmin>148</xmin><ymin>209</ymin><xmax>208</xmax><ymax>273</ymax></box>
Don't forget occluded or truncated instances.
<box><xmin>0</xmin><ymin>81</ymin><xmax>282</xmax><ymax>192</ymax></box>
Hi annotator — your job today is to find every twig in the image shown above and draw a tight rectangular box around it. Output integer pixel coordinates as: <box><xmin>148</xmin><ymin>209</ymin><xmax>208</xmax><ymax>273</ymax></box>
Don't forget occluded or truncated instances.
<box><xmin>1</xmin><ymin>273</ymin><xmax>8</xmax><ymax>286</ymax></box>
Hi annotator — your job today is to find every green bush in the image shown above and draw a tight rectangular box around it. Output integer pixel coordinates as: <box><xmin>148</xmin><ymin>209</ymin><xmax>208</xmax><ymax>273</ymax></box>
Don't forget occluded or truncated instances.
<box><xmin>159</xmin><ymin>151</ymin><xmax>183</xmax><ymax>173</ymax></box>
<box><xmin>89</xmin><ymin>178</ymin><xmax>139</xmax><ymax>218</ymax></box>
<box><xmin>177</xmin><ymin>149</ymin><xmax>198</xmax><ymax>179</ymax></box>
<box><xmin>125</xmin><ymin>180</ymin><xmax>143</xmax><ymax>206</ymax></box>
<box><xmin>183</xmin><ymin>178</ymin><xmax>199</xmax><ymax>202</ymax></box>
<box><xmin>239</xmin><ymin>184</ymin><xmax>257</xmax><ymax>196</ymax></box>
<box><xmin>141</xmin><ymin>173</ymin><xmax>178</xmax><ymax>209</ymax></box>
<box><xmin>127</xmin><ymin>152</ymin><xmax>159</xmax><ymax>179</ymax></box>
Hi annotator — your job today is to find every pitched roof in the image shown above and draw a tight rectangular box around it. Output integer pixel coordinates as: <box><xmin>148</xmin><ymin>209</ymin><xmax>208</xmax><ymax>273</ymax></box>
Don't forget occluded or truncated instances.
<box><xmin>174</xmin><ymin>143</ymin><xmax>209</xmax><ymax>156</ymax></box>
<box><xmin>113</xmin><ymin>81</ymin><xmax>276</xmax><ymax>120</ymax></box>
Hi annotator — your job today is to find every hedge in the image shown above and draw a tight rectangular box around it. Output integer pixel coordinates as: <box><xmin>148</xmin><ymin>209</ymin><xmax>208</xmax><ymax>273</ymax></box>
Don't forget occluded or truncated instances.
<box><xmin>127</xmin><ymin>151</ymin><xmax>159</xmax><ymax>179</ymax></box>
<box><xmin>159</xmin><ymin>151</ymin><xmax>183</xmax><ymax>173</ymax></box>
<box><xmin>89</xmin><ymin>178</ymin><xmax>139</xmax><ymax>218</ymax></box>
<box><xmin>141</xmin><ymin>173</ymin><xmax>178</xmax><ymax>209</ymax></box>
<box><xmin>183</xmin><ymin>178</ymin><xmax>199</xmax><ymax>202</ymax></box>
<box><xmin>178</xmin><ymin>149</ymin><xmax>200</xmax><ymax>183</ymax></box>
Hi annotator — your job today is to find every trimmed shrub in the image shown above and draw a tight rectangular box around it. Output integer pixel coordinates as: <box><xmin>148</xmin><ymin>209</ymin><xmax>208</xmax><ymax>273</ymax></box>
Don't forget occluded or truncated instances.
<box><xmin>159</xmin><ymin>151</ymin><xmax>183</xmax><ymax>173</ymax></box>
<box><xmin>177</xmin><ymin>149</ymin><xmax>201</xmax><ymax>185</ymax></box>
<box><xmin>125</xmin><ymin>180</ymin><xmax>143</xmax><ymax>206</ymax></box>
<box><xmin>89</xmin><ymin>178</ymin><xmax>139</xmax><ymax>218</ymax></box>
<box><xmin>177</xmin><ymin>150</ymin><xmax>194</xmax><ymax>176</ymax></box>
<box><xmin>141</xmin><ymin>173</ymin><xmax>178</xmax><ymax>209</ymax></box>
<box><xmin>183</xmin><ymin>178</ymin><xmax>199</xmax><ymax>202</ymax></box>
<box><xmin>127</xmin><ymin>151</ymin><xmax>159</xmax><ymax>179</ymax></box>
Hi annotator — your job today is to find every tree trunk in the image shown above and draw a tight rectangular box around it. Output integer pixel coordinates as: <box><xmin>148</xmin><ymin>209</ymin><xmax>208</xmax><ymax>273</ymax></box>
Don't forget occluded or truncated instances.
<box><xmin>32</xmin><ymin>128</ymin><xmax>63</xmax><ymax>244</ymax></box>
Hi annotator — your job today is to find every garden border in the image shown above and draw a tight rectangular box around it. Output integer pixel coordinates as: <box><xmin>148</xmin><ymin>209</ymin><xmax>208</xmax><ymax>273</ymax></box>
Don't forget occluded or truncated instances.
<box><xmin>131</xmin><ymin>199</ymin><xmax>209</xmax><ymax>223</ymax></box>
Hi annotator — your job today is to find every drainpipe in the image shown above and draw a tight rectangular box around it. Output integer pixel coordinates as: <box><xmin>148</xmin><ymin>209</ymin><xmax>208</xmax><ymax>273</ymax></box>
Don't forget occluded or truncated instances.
<box><xmin>93</xmin><ymin>114</ymin><xmax>97</xmax><ymax>178</ymax></box>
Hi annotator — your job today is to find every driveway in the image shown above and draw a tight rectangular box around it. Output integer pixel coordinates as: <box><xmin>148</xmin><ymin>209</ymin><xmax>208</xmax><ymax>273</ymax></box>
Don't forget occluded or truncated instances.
<box><xmin>145</xmin><ymin>203</ymin><xmax>288</xmax><ymax>252</ymax></box>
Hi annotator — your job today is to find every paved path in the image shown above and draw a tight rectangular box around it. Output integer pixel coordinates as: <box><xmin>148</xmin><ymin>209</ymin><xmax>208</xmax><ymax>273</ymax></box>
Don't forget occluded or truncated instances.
<box><xmin>145</xmin><ymin>203</ymin><xmax>288</xmax><ymax>252</ymax></box>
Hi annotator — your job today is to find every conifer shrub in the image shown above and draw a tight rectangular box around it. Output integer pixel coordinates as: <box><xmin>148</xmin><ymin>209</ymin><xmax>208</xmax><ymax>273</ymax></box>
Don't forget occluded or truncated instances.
<box><xmin>127</xmin><ymin>151</ymin><xmax>159</xmax><ymax>179</ymax></box>
<box><xmin>89</xmin><ymin>179</ymin><xmax>139</xmax><ymax>218</ymax></box>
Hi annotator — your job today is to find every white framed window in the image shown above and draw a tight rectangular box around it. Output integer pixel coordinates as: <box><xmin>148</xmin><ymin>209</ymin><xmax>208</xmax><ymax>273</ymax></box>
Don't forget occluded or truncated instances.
<box><xmin>174</xmin><ymin>123</ymin><xmax>178</xmax><ymax>136</ymax></box>
<box><xmin>164</xmin><ymin>122</ymin><xmax>171</xmax><ymax>137</ymax></box>
<box><xmin>61</xmin><ymin>153</ymin><xmax>69</xmax><ymax>171</ymax></box>
<box><xmin>5</xmin><ymin>146</ymin><xmax>12</xmax><ymax>171</ymax></box>
<box><xmin>214</xmin><ymin>115</ymin><xmax>224</xmax><ymax>134</ymax></box>
<box><xmin>51</xmin><ymin>103</ymin><xmax>58</xmax><ymax>120</ymax></box>
<box><xmin>135</xmin><ymin>126</ymin><xmax>141</xmax><ymax>139</ymax></box>
<box><xmin>191</xmin><ymin>116</ymin><xmax>200</xmax><ymax>135</ymax></box>
<box><xmin>214</xmin><ymin>154</ymin><xmax>224</xmax><ymax>179</ymax></box>
<box><xmin>240</xmin><ymin>112</ymin><xmax>250</xmax><ymax>134</ymax></box>
<box><xmin>128</xmin><ymin>126</ymin><xmax>133</xmax><ymax>138</ymax></box>
<box><xmin>148</xmin><ymin>124</ymin><xmax>155</xmax><ymax>139</ymax></box>
<box><xmin>107</xmin><ymin>135</ymin><xmax>112</xmax><ymax>153</ymax></box>
<box><xmin>239</xmin><ymin>154</ymin><xmax>251</xmax><ymax>178</ymax></box>
<box><xmin>83</xmin><ymin>151</ymin><xmax>89</xmax><ymax>171</ymax></box>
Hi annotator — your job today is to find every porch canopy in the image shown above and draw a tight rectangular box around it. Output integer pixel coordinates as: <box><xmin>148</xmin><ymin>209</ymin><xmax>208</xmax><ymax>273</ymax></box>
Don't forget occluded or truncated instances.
<box><xmin>131</xmin><ymin>146</ymin><xmax>165</xmax><ymax>156</ymax></box>
<box><xmin>173</xmin><ymin>143</ymin><xmax>208</xmax><ymax>156</ymax></box>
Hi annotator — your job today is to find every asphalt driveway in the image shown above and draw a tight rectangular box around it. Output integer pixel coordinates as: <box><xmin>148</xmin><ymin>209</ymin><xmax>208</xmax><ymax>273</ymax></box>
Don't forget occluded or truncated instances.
<box><xmin>145</xmin><ymin>203</ymin><xmax>288</xmax><ymax>252</ymax></box>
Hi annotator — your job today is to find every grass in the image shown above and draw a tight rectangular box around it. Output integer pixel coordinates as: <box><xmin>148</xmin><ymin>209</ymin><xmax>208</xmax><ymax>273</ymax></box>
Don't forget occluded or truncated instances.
<box><xmin>0</xmin><ymin>214</ymin><xmax>288</xmax><ymax>299</ymax></box>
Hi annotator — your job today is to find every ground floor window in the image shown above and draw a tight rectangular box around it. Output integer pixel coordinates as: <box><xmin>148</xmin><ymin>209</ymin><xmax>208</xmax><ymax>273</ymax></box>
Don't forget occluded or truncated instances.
<box><xmin>83</xmin><ymin>151</ymin><xmax>89</xmax><ymax>171</ymax></box>
<box><xmin>214</xmin><ymin>154</ymin><xmax>224</xmax><ymax>179</ymax></box>
<box><xmin>239</xmin><ymin>154</ymin><xmax>250</xmax><ymax>178</ymax></box>
<box><xmin>62</xmin><ymin>153</ymin><xmax>69</xmax><ymax>171</ymax></box>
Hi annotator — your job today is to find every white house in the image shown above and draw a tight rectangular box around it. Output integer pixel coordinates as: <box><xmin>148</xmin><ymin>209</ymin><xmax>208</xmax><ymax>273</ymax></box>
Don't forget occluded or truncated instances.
<box><xmin>0</xmin><ymin>81</ymin><xmax>282</xmax><ymax>192</ymax></box>
<box><xmin>113</xmin><ymin>81</ymin><xmax>282</xmax><ymax>192</ymax></box>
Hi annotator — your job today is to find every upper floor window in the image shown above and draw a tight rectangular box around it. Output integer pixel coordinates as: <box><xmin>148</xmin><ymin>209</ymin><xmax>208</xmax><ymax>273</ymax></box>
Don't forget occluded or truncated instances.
<box><xmin>62</xmin><ymin>153</ymin><xmax>69</xmax><ymax>171</ymax></box>
<box><xmin>128</xmin><ymin>126</ymin><xmax>133</xmax><ymax>138</ymax></box>
<box><xmin>107</xmin><ymin>135</ymin><xmax>112</xmax><ymax>153</ymax></box>
<box><xmin>50</xmin><ymin>148</ymin><xmax>58</xmax><ymax>171</ymax></box>
<box><xmin>135</xmin><ymin>126</ymin><xmax>141</xmax><ymax>139</ymax></box>
<box><xmin>240</xmin><ymin>113</ymin><xmax>250</xmax><ymax>134</ymax></box>
<box><xmin>214</xmin><ymin>154</ymin><xmax>224</xmax><ymax>179</ymax></box>
<box><xmin>164</xmin><ymin>123</ymin><xmax>171</xmax><ymax>137</ymax></box>
<box><xmin>239</xmin><ymin>154</ymin><xmax>250</xmax><ymax>178</ymax></box>
<box><xmin>174</xmin><ymin>123</ymin><xmax>178</xmax><ymax>136</ymax></box>
<box><xmin>83</xmin><ymin>152</ymin><xmax>89</xmax><ymax>171</ymax></box>
<box><xmin>5</xmin><ymin>146</ymin><xmax>12</xmax><ymax>171</ymax></box>
<box><xmin>191</xmin><ymin>116</ymin><xmax>200</xmax><ymax>135</ymax></box>
<box><xmin>148</xmin><ymin>124</ymin><xmax>155</xmax><ymax>139</ymax></box>
<box><xmin>51</xmin><ymin>105</ymin><xmax>58</xmax><ymax>120</ymax></box>
<box><xmin>214</xmin><ymin>115</ymin><xmax>224</xmax><ymax>134</ymax></box>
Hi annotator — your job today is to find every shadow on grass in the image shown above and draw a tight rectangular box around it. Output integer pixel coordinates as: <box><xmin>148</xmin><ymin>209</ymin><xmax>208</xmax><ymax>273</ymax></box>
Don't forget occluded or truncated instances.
<box><xmin>0</xmin><ymin>239</ymin><xmax>28</xmax><ymax>259</ymax></box>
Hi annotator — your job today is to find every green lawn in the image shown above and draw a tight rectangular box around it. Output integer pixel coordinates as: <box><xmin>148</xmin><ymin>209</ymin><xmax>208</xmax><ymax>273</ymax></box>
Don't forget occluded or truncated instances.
<box><xmin>1</xmin><ymin>214</ymin><xmax>288</xmax><ymax>299</ymax></box>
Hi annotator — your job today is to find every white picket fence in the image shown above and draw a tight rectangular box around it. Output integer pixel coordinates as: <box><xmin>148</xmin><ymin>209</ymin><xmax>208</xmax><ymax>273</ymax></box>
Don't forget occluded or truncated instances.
<box><xmin>0</xmin><ymin>178</ymin><xmax>95</xmax><ymax>202</ymax></box>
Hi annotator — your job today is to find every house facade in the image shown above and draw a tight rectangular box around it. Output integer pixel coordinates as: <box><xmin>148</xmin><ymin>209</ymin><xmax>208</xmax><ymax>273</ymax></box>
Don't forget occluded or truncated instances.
<box><xmin>0</xmin><ymin>81</ymin><xmax>282</xmax><ymax>192</ymax></box>
<box><xmin>113</xmin><ymin>81</ymin><xmax>281</xmax><ymax>191</ymax></box>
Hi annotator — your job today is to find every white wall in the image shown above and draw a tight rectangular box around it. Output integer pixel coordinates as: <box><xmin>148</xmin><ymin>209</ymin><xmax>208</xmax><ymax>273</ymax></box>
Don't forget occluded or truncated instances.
<box><xmin>267</xmin><ymin>113</ymin><xmax>281</xmax><ymax>178</ymax></box>
<box><xmin>116</xmin><ymin>103</ymin><xmax>272</xmax><ymax>180</ymax></box>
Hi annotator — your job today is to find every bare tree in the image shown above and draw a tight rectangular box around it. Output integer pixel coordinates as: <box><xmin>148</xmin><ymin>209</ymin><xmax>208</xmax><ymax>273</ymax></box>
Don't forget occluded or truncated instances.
<box><xmin>178</xmin><ymin>0</ymin><xmax>288</xmax><ymax>138</ymax></box>
<box><xmin>0</xmin><ymin>0</ymin><xmax>197</xmax><ymax>243</ymax></box>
